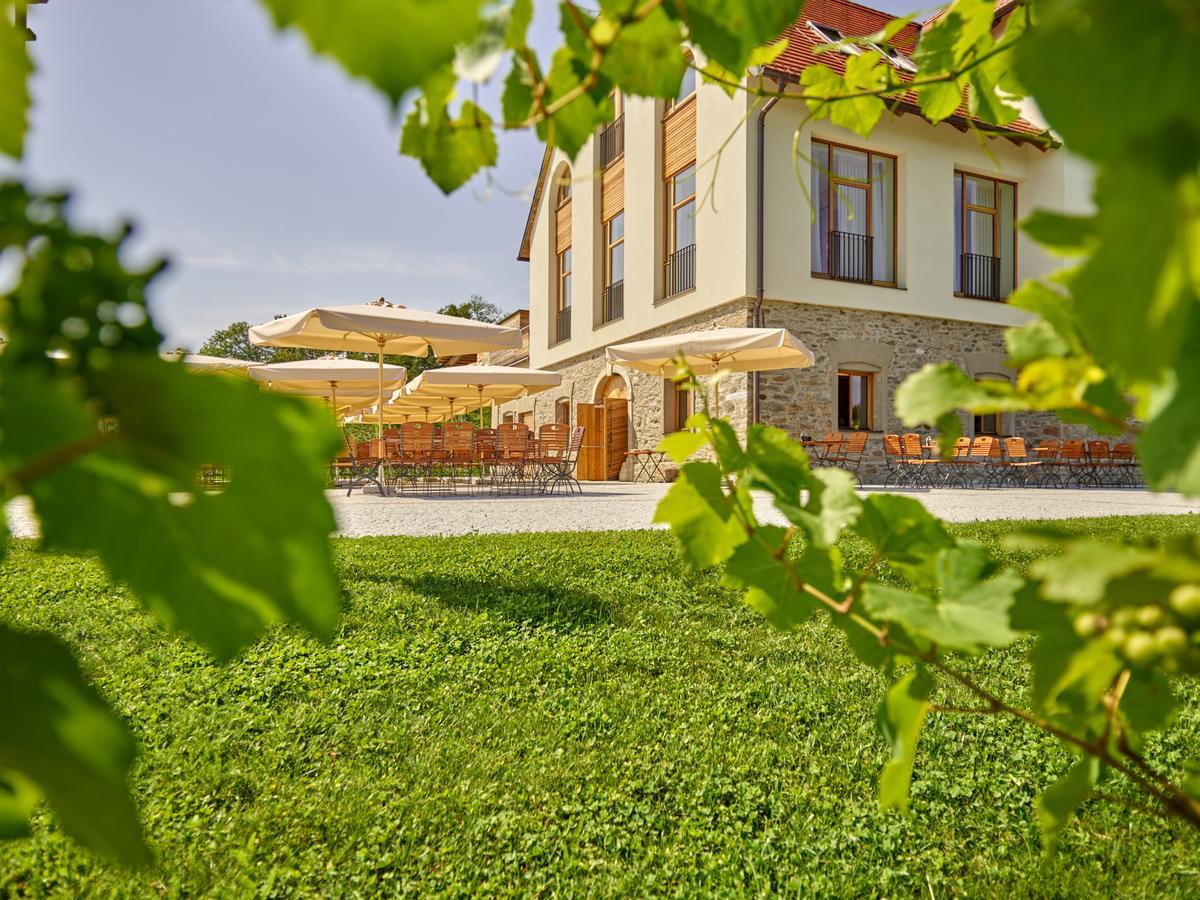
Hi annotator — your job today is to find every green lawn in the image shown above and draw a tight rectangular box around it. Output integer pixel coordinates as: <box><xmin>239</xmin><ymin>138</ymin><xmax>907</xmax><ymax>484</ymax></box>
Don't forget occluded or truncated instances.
<box><xmin>2</xmin><ymin>516</ymin><xmax>1199</xmax><ymax>896</ymax></box>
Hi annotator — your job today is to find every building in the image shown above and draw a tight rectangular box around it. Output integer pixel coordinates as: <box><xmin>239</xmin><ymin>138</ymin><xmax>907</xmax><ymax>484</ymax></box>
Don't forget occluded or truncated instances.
<box><xmin>496</xmin><ymin>0</ymin><xmax>1093</xmax><ymax>481</ymax></box>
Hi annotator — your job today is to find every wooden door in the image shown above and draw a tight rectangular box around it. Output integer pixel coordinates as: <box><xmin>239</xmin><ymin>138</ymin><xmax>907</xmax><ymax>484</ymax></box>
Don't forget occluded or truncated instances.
<box><xmin>577</xmin><ymin>403</ymin><xmax>604</xmax><ymax>480</ymax></box>
<box><xmin>604</xmin><ymin>398</ymin><xmax>628</xmax><ymax>480</ymax></box>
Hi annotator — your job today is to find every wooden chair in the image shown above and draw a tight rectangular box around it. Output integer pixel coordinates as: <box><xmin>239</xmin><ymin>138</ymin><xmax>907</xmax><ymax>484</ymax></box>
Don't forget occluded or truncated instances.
<box><xmin>830</xmin><ymin>431</ymin><xmax>868</xmax><ymax>486</ymax></box>
<box><xmin>441</xmin><ymin>421</ymin><xmax>475</xmax><ymax>486</ymax></box>
<box><xmin>966</xmin><ymin>435</ymin><xmax>1003</xmax><ymax>488</ymax></box>
<box><xmin>1032</xmin><ymin>440</ymin><xmax>1064</xmax><ymax>488</ymax></box>
<box><xmin>1109</xmin><ymin>442</ymin><xmax>1139</xmax><ymax>487</ymax></box>
<box><xmin>495</xmin><ymin>422</ymin><xmax>532</xmax><ymax>492</ymax></box>
<box><xmin>396</xmin><ymin>421</ymin><xmax>440</xmax><ymax>492</ymax></box>
<box><xmin>542</xmin><ymin>426</ymin><xmax>586</xmax><ymax>494</ymax></box>
<box><xmin>1058</xmin><ymin>439</ymin><xmax>1095</xmax><ymax>487</ymax></box>
<box><xmin>1001</xmin><ymin>436</ymin><xmax>1044</xmax><ymax>487</ymax></box>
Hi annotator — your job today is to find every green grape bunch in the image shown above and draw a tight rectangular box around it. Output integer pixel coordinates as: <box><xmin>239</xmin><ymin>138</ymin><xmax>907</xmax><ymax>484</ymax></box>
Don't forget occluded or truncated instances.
<box><xmin>1075</xmin><ymin>585</ymin><xmax>1200</xmax><ymax>672</ymax></box>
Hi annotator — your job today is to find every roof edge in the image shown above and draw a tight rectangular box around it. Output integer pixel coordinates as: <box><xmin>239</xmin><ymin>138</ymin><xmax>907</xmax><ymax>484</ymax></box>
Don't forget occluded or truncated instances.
<box><xmin>517</xmin><ymin>145</ymin><xmax>553</xmax><ymax>262</ymax></box>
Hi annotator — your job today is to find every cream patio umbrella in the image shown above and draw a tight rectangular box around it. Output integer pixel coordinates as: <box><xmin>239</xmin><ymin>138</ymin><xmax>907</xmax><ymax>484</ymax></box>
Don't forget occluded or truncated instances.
<box><xmin>160</xmin><ymin>352</ymin><xmax>260</xmax><ymax>376</ymax></box>
<box><xmin>404</xmin><ymin>364</ymin><xmax>562</xmax><ymax>424</ymax></box>
<box><xmin>248</xmin><ymin>299</ymin><xmax>523</xmax><ymax>436</ymax></box>
<box><xmin>604</xmin><ymin>327</ymin><xmax>814</xmax><ymax>412</ymax></box>
<box><xmin>248</xmin><ymin>357</ymin><xmax>408</xmax><ymax>422</ymax></box>
<box><xmin>345</xmin><ymin>395</ymin><xmax>458</xmax><ymax>425</ymax></box>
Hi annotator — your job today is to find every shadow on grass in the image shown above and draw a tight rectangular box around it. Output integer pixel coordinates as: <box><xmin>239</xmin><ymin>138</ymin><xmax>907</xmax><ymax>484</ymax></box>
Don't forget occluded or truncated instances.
<box><xmin>401</xmin><ymin>574</ymin><xmax>618</xmax><ymax>628</ymax></box>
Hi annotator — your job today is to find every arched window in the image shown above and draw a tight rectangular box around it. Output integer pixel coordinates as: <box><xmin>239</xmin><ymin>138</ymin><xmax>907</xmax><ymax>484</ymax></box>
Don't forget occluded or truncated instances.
<box><xmin>667</xmin><ymin>53</ymin><xmax>696</xmax><ymax>112</ymax></box>
<box><xmin>552</xmin><ymin>165</ymin><xmax>573</xmax><ymax>344</ymax></box>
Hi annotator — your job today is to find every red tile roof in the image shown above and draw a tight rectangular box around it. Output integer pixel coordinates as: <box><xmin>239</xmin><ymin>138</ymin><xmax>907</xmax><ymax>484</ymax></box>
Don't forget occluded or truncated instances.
<box><xmin>767</xmin><ymin>0</ymin><xmax>1047</xmax><ymax>141</ymax></box>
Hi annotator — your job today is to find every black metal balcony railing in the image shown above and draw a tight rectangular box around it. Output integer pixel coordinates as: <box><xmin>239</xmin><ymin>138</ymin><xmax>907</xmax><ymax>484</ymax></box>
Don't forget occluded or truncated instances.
<box><xmin>829</xmin><ymin>230</ymin><xmax>873</xmax><ymax>284</ymax></box>
<box><xmin>960</xmin><ymin>252</ymin><xmax>1002</xmax><ymax>301</ymax></box>
<box><xmin>602</xmin><ymin>280</ymin><xmax>624</xmax><ymax>323</ymax></box>
<box><xmin>555</xmin><ymin>306</ymin><xmax>571</xmax><ymax>344</ymax></box>
<box><xmin>664</xmin><ymin>243</ymin><xmax>696</xmax><ymax>298</ymax></box>
<box><xmin>598</xmin><ymin>115</ymin><xmax>624</xmax><ymax>167</ymax></box>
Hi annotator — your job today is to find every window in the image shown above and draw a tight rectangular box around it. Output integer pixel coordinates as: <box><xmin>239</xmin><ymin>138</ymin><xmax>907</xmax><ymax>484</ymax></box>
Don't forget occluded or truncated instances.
<box><xmin>603</xmin><ymin>212</ymin><xmax>624</xmax><ymax>322</ymax></box>
<box><xmin>555</xmin><ymin>399</ymin><xmax>570</xmax><ymax>425</ymax></box>
<box><xmin>807</xmin><ymin>21</ymin><xmax>860</xmax><ymax>55</ymax></box>
<box><xmin>519</xmin><ymin>411</ymin><xmax>533</xmax><ymax>427</ymax></box>
<box><xmin>557</xmin><ymin>247</ymin><xmax>572</xmax><ymax>313</ymax></box>
<box><xmin>873</xmin><ymin>43</ymin><xmax>917</xmax><ymax>73</ymax></box>
<box><xmin>667</xmin><ymin>54</ymin><xmax>696</xmax><ymax>111</ymax></box>
<box><xmin>665</xmin><ymin>382</ymin><xmax>693</xmax><ymax>434</ymax></box>
<box><xmin>974</xmin><ymin>411</ymin><xmax>1000</xmax><ymax>436</ymax></box>
<box><xmin>811</xmin><ymin>140</ymin><xmax>896</xmax><ymax>286</ymax></box>
<box><xmin>837</xmin><ymin>371</ymin><xmax>874</xmax><ymax>431</ymax></box>
<box><xmin>955</xmin><ymin>171</ymin><xmax>1016</xmax><ymax>300</ymax></box>
<box><xmin>556</xmin><ymin>246</ymin><xmax>572</xmax><ymax>342</ymax></box>
<box><xmin>665</xmin><ymin>164</ymin><xmax>696</xmax><ymax>296</ymax></box>
<box><xmin>973</xmin><ymin>375</ymin><xmax>1008</xmax><ymax>435</ymax></box>
<box><xmin>503</xmin><ymin>412</ymin><xmax>516</xmax><ymax>424</ymax></box>
<box><xmin>600</xmin><ymin>91</ymin><xmax>625</xmax><ymax>166</ymax></box>
<box><xmin>554</xmin><ymin>167</ymin><xmax>572</xmax><ymax>343</ymax></box>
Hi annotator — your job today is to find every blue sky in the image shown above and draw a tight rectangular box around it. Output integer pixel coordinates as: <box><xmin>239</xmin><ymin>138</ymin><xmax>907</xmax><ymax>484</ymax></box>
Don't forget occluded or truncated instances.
<box><xmin>11</xmin><ymin>0</ymin><xmax>926</xmax><ymax>350</ymax></box>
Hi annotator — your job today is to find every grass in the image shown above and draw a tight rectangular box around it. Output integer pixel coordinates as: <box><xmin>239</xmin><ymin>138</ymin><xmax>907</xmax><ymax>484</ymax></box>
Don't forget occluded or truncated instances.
<box><xmin>2</xmin><ymin>515</ymin><xmax>1199</xmax><ymax>896</ymax></box>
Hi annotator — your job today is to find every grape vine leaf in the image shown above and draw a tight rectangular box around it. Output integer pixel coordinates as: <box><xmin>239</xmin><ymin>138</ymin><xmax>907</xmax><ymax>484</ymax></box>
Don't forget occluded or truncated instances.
<box><xmin>853</xmin><ymin>494</ymin><xmax>954</xmax><ymax>586</ymax></box>
<box><xmin>653</xmin><ymin>461</ymin><xmax>747</xmax><ymax>569</ymax></box>
<box><xmin>255</xmin><ymin>0</ymin><xmax>485</xmax><ymax>106</ymax></box>
<box><xmin>0</xmin><ymin>626</ymin><xmax>146</xmax><ymax>864</ymax></box>
<box><xmin>1037</xmin><ymin>755</ymin><xmax>1099</xmax><ymax>857</ymax></box>
<box><xmin>657</xmin><ymin>429</ymin><xmax>707</xmax><ymax>463</ymax></box>
<box><xmin>599</xmin><ymin>6</ymin><xmax>688</xmax><ymax>98</ymax></box>
<box><xmin>783</xmin><ymin>467</ymin><xmax>861</xmax><ymax>550</ymax></box>
<box><xmin>660</xmin><ymin>0</ymin><xmax>804</xmax><ymax>75</ymax></box>
<box><xmin>862</xmin><ymin>562</ymin><xmax>1020</xmax><ymax>656</ymax></box>
<box><xmin>0</xmin><ymin>4</ymin><xmax>30</xmax><ymax>159</ymax></box>
<box><xmin>722</xmin><ymin>525</ymin><xmax>821</xmax><ymax>630</ymax></box>
<box><xmin>401</xmin><ymin>69</ymin><xmax>499</xmax><ymax>193</ymax></box>
<box><xmin>1137</xmin><ymin>307</ymin><xmax>1200</xmax><ymax>495</ymax></box>
<box><xmin>877</xmin><ymin>667</ymin><xmax>932</xmax><ymax>813</ymax></box>
<box><xmin>2</xmin><ymin>362</ymin><xmax>343</xmax><ymax>662</ymax></box>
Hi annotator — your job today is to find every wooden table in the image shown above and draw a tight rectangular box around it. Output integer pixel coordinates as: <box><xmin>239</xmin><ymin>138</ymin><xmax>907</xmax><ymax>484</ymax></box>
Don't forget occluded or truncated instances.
<box><xmin>626</xmin><ymin>448</ymin><xmax>669</xmax><ymax>482</ymax></box>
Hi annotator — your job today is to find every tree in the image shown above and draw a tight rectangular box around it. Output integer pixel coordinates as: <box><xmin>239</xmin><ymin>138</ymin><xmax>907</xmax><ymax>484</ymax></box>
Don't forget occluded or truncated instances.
<box><xmin>196</xmin><ymin>320</ymin><xmax>276</xmax><ymax>362</ymax></box>
<box><xmin>438</xmin><ymin>294</ymin><xmax>504</xmax><ymax>324</ymax></box>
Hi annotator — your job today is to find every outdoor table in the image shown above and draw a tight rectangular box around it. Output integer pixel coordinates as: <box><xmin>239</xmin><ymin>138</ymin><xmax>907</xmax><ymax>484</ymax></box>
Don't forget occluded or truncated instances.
<box><xmin>801</xmin><ymin>440</ymin><xmax>837</xmax><ymax>462</ymax></box>
<box><xmin>626</xmin><ymin>448</ymin><xmax>669</xmax><ymax>482</ymax></box>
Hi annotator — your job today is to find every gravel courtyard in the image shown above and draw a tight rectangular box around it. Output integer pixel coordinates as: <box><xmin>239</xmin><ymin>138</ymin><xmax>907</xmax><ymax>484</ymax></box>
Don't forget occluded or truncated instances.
<box><xmin>6</xmin><ymin>484</ymin><xmax>1198</xmax><ymax>540</ymax></box>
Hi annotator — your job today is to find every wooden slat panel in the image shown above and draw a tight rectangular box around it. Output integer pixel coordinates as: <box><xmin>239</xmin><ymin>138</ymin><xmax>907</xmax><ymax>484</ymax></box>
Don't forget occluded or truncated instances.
<box><xmin>601</xmin><ymin>155</ymin><xmax>624</xmax><ymax>222</ymax></box>
<box><xmin>577</xmin><ymin>403</ymin><xmax>604</xmax><ymax>480</ymax></box>
<box><xmin>662</xmin><ymin>96</ymin><xmax>696</xmax><ymax>179</ymax></box>
<box><xmin>555</xmin><ymin>198</ymin><xmax>572</xmax><ymax>252</ymax></box>
<box><xmin>605</xmin><ymin>398</ymin><xmax>628</xmax><ymax>480</ymax></box>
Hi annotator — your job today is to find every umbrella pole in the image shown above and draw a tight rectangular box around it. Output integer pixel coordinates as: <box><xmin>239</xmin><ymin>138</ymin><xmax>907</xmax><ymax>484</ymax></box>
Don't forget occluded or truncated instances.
<box><xmin>330</xmin><ymin>381</ymin><xmax>338</xmax><ymax>424</ymax></box>
<box><xmin>376</xmin><ymin>339</ymin><xmax>385</xmax><ymax>439</ymax></box>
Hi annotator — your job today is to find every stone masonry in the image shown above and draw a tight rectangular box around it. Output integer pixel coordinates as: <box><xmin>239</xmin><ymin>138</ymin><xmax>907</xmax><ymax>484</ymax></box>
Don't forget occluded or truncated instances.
<box><xmin>501</xmin><ymin>298</ymin><xmax>1102</xmax><ymax>483</ymax></box>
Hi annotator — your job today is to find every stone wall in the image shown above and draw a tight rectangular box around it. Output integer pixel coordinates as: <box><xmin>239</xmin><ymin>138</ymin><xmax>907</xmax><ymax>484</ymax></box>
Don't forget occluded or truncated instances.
<box><xmin>500</xmin><ymin>297</ymin><xmax>1105</xmax><ymax>483</ymax></box>
<box><xmin>758</xmin><ymin>299</ymin><xmax>1098</xmax><ymax>482</ymax></box>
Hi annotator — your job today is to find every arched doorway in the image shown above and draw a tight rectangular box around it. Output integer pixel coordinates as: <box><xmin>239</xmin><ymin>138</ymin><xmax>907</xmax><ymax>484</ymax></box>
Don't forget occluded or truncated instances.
<box><xmin>577</xmin><ymin>373</ymin><xmax>630</xmax><ymax>480</ymax></box>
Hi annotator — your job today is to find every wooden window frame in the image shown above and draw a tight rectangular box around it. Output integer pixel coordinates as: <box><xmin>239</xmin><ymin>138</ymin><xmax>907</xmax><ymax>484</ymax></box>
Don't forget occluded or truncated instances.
<box><xmin>666</xmin><ymin>164</ymin><xmax>697</xmax><ymax>257</ymax></box>
<box><xmin>668</xmin><ymin>383</ymin><xmax>693</xmax><ymax>433</ymax></box>
<box><xmin>811</xmin><ymin>138</ymin><xmax>898</xmax><ymax>288</ymax></box>
<box><xmin>836</xmin><ymin>369</ymin><xmax>875</xmax><ymax>431</ymax></box>
<box><xmin>555</xmin><ymin>398</ymin><xmax>570</xmax><ymax>425</ymax></box>
<box><xmin>557</xmin><ymin>246</ymin><xmax>572</xmax><ymax>314</ymax></box>
<box><xmin>605</xmin><ymin>212</ymin><xmax>624</xmax><ymax>289</ymax></box>
<box><xmin>954</xmin><ymin>169</ymin><xmax>1018</xmax><ymax>300</ymax></box>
